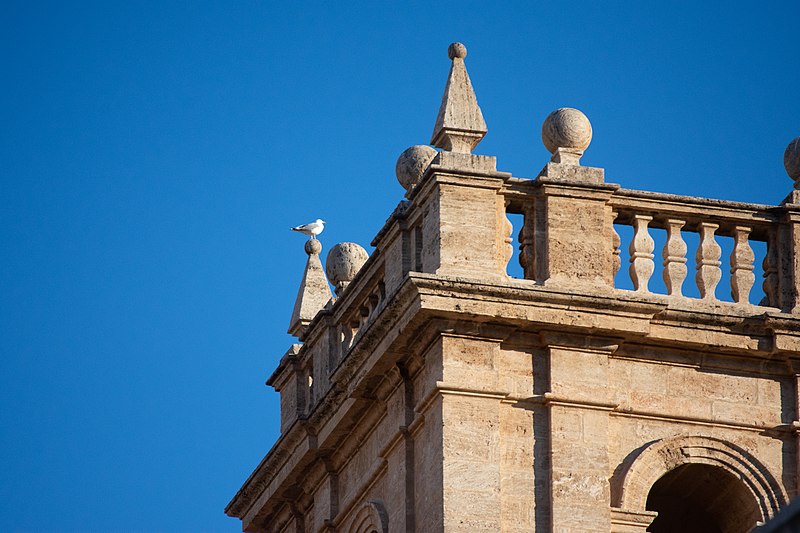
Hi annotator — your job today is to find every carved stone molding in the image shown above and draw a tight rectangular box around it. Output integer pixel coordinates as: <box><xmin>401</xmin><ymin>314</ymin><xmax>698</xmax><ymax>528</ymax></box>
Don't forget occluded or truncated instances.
<box><xmin>611</xmin><ymin>435</ymin><xmax>787</xmax><ymax>523</ymax></box>
<box><xmin>347</xmin><ymin>499</ymin><xmax>389</xmax><ymax>533</ymax></box>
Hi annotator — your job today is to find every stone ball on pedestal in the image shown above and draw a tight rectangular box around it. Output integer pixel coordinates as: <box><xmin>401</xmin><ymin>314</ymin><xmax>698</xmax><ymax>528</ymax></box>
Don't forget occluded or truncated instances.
<box><xmin>785</xmin><ymin>136</ymin><xmax>800</xmax><ymax>183</ymax></box>
<box><xmin>541</xmin><ymin>108</ymin><xmax>593</xmax><ymax>154</ymax></box>
<box><xmin>326</xmin><ymin>242</ymin><xmax>369</xmax><ymax>295</ymax></box>
<box><xmin>304</xmin><ymin>239</ymin><xmax>322</xmax><ymax>255</ymax></box>
<box><xmin>396</xmin><ymin>145</ymin><xmax>438</xmax><ymax>192</ymax></box>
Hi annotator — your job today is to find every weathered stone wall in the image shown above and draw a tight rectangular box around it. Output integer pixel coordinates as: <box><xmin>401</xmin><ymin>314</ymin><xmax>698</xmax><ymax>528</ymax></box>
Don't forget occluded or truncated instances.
<box><xmin>239</xmin><ymin>300</ymin><xmax>798</xmax><ymax>532</ymax></box>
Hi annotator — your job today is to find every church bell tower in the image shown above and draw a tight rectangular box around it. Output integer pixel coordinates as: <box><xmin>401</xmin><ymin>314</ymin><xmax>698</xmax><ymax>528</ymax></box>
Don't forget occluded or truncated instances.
<box><xmin>226</xmin><ymin>43</ymin><xmax>800</xmax><ymax>533</ymax></box>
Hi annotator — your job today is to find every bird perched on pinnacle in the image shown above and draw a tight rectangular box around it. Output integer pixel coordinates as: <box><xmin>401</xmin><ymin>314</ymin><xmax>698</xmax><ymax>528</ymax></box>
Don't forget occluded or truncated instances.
<box><xmin>291</xmin><ymin>219</ymin><xmax>326</xmax><ymax>239</ymax></box>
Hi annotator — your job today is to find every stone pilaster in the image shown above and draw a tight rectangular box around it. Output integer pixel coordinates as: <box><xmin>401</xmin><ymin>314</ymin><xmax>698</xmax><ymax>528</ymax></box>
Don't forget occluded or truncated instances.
<box><xmin>539</xmin><ymin>332</ymin><xmax>619</xmax><ymax>532</ymax></box>
<box><xmin>438</xmin><ymin>334</ymin><xmax>503</xmax><ymax>532</ymax></box>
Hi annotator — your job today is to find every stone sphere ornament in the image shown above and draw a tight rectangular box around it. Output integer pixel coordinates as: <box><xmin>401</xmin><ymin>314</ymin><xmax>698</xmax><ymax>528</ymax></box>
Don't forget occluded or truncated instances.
<box><xmin>541</xmin><ymin>108</ymin><xmax>593</xmax><ymax>154</ymax></box>
<box><xmin>396</xmin><ymin>145</ymin><xmax>438</xmax><ymax>192</ymax></box>
<box><xmin>785</xmin><ymin>136</ymin><xmax>800</xmax><ymax>183</ymax></box>
<box><xmin>326</xmin><ymin>242</ymin><xmax>370</xmax><ymax>295</ymax></box>
<box><xmin>304</xmin><ymin>239</ymin><xmax>322</xmax><ymax>256</ymax></box>
<box><xmin>448</xmin><ymin>42</ymin><xmax>467</xmax><ymax>60</ymax></box>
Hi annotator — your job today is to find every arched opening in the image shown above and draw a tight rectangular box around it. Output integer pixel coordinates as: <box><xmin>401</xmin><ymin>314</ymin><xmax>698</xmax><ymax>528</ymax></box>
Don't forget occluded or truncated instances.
<box><xmin>646</xmin><ymin>463</ymin><xmax>761</xmax><ymax>533</ymax></box>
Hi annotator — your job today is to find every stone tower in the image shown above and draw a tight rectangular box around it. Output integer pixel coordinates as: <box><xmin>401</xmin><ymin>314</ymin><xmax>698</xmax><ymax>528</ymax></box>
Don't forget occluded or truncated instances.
<box><xmin>226</xmin><ymin>43</ymin><xmax>800</xmax><ymax>532</ymax></box>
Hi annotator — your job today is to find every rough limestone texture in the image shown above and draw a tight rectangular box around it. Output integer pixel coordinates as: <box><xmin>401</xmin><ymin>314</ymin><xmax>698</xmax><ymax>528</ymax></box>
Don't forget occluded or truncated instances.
<box><xmin>542</xmin><ymin>108</ymin><xmax>592</xmax><ymax>153</ymax></box>
<box><xmin>540</xmin><ymin>108</ymin><xmax>592</xmax><ymax>166</ymax></box>
<box><xmin>529</xmin><ymin>170</ymin><xmax>616</xmax><ymax>289</ymax></box>
<box><xmin>227</xmin><ymin>44</ymin><xmax>800</xmax><ymax>533</ymax></box>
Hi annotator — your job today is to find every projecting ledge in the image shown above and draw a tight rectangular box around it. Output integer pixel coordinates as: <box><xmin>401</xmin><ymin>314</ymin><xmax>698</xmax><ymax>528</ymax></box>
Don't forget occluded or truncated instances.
<box><xmin>404</xmin><ymin>272</ymin><xmax>797</xmax><ymax>356</ymax></box>
<box><xmin>610</xmin><ymin>508</ymin><xmax>658</xmax><ymax>533</ymax></box>
<box><xmin>408</xmin><ymin>271</ymin><xmax>665</xmax><ymax>315</ymax></box>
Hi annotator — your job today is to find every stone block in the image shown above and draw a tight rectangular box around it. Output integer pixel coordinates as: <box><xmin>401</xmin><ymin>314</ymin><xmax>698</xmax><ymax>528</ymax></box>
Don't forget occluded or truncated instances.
<box><xmin>498</xmin><ymin>347</ymin><xmax>534</xmax><ymax>397</ymax></box>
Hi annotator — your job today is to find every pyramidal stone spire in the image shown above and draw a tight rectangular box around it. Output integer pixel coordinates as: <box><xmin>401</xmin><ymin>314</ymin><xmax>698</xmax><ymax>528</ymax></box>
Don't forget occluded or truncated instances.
<box><xmin>430</xmin><ymin>42</ymin><xmax>488</xmax><ymax>154</ymax></box>
<box><xmin>288</xmin><ymin>239</ymin><xmax>333</xmax><ymax>339</ymax></box>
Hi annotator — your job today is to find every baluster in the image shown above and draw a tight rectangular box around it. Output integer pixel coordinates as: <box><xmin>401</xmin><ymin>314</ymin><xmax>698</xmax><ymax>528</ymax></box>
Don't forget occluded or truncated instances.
<box><xmin>629</xmin><ymin>215</ymin><xmax>655</xmax><ymax>292</ymax></box>
<box><xmin>611</xmin><ymin>213</ymin><xmax>621</xmax><ymax>278</ymax></box>
<box><xmin>368</xmin><ymin>293</ymin><xmax>380</xmax><ymax>318</ymax></box>
<box><xmin>762</xmin><ymin>241</ymin><xmax>778</xmax><ymax>307</ymax></box>
<box><xmin>518</xmin><ymin>226</ymin><xmax>529</xmax><ymax>271</ymax></box>
<box><xmin>340</xmin><ymin>324</ymin><xmax>353</xmax><ymax>355</ymax></box>
<box><xmin>730</xmin><ymin>226</ymin><xmax>755</xmax><ymax>304</ymax></box>
<box><xmin>518</xmin><ymin>212</ymin><xmax>534</xmax><ymax>280</ymax></box>
<box><xmin>414</xmin><ymin>226</ymin><xmax>423</xmax><ymax>272</ymax></box>
<box><xmin>662</xmin><ymin>219</ymin><xmax>688</xmax><ymax>296</ymax></box>
<box><xmin>500</xmin><ymin>212</ymin><xmax>513</xmax><ymax>276</ymax></box>
<box><xmin>696</xmin><ymin>223</ymin><xmax>722</xmax><ymax>300</ymax></box>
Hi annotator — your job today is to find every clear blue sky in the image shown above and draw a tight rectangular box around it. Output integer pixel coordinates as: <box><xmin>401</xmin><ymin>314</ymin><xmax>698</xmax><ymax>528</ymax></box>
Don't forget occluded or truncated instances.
<box><xmin>1</xmin><ymin>2</ymin><xmax>798</xmax><ymax>531</ymax></box>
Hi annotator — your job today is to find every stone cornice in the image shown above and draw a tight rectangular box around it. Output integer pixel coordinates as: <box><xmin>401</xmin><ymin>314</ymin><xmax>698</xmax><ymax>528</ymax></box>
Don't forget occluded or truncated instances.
<box><xmin>223</xmin><ymin>415</ymin><xmax>315</xmax><ymax>522</ymax></box>
<box><xmin>265</xmin><ymin>344</ymin><xmax>302</xmax><ymax>389</ymax></box>
<box><xmin>225</xmin><ymin>273</ymin><xmax>423</xmax><ymax>526</ymax></box>
<box><xmin>534</xmin><ymin>175</ymin><xmax>619</xmax><ymax>198</ymax></box>
<box><xmin>409</xmin><ymin>272</ymin><xmax>800</xmax><ymax>357</ymax></box>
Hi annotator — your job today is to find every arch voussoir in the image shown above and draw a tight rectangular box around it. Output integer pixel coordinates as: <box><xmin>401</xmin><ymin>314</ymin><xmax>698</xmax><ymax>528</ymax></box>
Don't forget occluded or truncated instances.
<box><xmin>612</xmin><ymin>435</ymin><xmax>788</xmax><ymax>523</ymax></box>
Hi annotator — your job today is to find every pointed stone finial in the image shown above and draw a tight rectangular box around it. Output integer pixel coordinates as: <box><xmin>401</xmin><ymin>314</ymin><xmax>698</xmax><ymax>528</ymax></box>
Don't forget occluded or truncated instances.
<box><xmin>430</xmin><ymin>42</ymin><xmax>487</xmax><ymax>154</ymax></box>
<box><xmin>288</xmin><ymin>239</ymin><xmax>333</xmax><ymax>338</ymax></box>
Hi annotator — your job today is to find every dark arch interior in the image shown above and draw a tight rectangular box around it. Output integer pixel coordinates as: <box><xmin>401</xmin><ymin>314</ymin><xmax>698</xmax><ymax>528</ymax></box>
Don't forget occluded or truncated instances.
<box><xmin>646</xmin><ymin>463</ymin><xmax>761</xmax><ymax>533</ymax></box>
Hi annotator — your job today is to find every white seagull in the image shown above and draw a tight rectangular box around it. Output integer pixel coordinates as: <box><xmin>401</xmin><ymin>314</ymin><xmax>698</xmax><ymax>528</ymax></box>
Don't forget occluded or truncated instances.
<box><xmin>291</xmin><ymin>219</ymin><xmax>326</xmax><ymax>239</ymax></box>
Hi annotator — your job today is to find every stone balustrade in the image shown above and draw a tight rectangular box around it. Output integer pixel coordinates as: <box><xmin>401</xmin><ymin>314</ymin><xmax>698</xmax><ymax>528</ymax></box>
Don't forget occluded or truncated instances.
<box><xmin>503</xmin><ymin>179</ymin><xmax>796</xmax><ymax>310</ymax></box>
<box><xmin>331</xmin><ymin>266</ymin><xmax>387</xmax><ymax>368</ymax></box>
<box><xmin>271</xmin><ymin>246</ymin><xmax>390</xmax><ymax>429</ymax></box>
<box><xmin>609</xmin><ymin>188</ymin><xmax>778</xmax><ymax>307</ymax></box>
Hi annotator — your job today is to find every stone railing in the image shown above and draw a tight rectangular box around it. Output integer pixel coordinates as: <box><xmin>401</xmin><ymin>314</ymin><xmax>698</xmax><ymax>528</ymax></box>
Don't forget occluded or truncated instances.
<box><xmin>500</xmin><ymin>168</ymin><xmax>800</xmax><ymax>316</ymax></box>
<box><xmin>609</xmin><ymin>189</ymin><xmax>779</xmax><ymax>308</ymax></box>
<box><xmin>329</xmin><ymin>261</ymin><xmax>388</xmax><ymax>369</ymax></box>
<box><xmin>314</xmin><ymin>251</ymin><xmax>390</xmax><ymax>407</ymax></box>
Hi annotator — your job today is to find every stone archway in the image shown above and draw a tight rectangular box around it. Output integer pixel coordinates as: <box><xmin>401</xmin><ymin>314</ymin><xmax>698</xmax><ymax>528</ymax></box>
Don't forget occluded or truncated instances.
<box><xmin>346</xmin><ymin>499</ymin><xmax>388</xmax><ymax>533</ymax></box>
<box><xmin>645</xmin><ymin>462</ymin><xmax>760</xmax><ymax>532</ymax></box>
<box><xmin>610</xmin><ymin>436</ymin><xmax>788</xmax><ymax>533</ymax></box>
